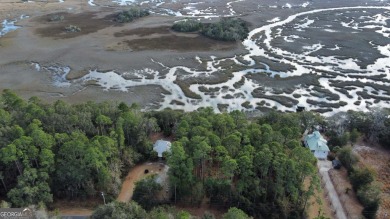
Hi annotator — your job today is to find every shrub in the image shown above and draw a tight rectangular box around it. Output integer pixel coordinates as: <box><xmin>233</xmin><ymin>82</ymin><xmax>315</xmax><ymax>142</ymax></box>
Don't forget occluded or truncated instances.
<box><xmin>49</xmin><ymin>14</ymin><xmax>64</xmax><ymax>22</ymax></box>
<box><xmin>176</xmin><ymin>211</ymin><xmax>191</xmax><ymax>219</ymax></box>
<box><xmin>65</xmin><ymin>25</ymin><xmax>81</xmax><ymax>32</ymax></box>
<box><xmin>379</xmin><ymin>133</ymin><xmax>390</xmax><ymax>149</ymax></box>
<box><xmin>362</xmin><ymin>204</ymin><xmax>379</xmax><ymax>219</ymax></box>
<box><xmin>200</xmin><ymin>18</ymin><xmax>249</xmax><ymax>41</ymax></box>
<box><xmin>223</xmin><ymin>207</ymin><xmax>251</xmax><ymax>219</ymax></box>
<box><xmin>357</xmin><ymin>184</ymin><xmax>381</xmax><ymax>219</ymax></box>
<box><xmin>327</xmin><ymin>153</ymin><xmax>335</xmax><ymax>161</ymax></box>
<box><xmin>115</xmin><ymin>7</ymin><xmax>150</xmax><ymax>23</ymax></box>
<box><xmin>132</xmin><ymin>175</ymin><xmax>162</xmax><ymax>210</ymax></box>
<box><xmin>148</xmin><ymin>207</ymin><xmax>171</xmax><ymax>219</ymax></box>
<box><xmin>337</xmin><ymin>146</ymin><xmax>358</xmax><ymax>172</ymax></box>
<box><xmin>332</xmin><ymin>146</ymin><xmax>341</xmax><ymax>153</ymax></box>
<box><xmin>91</xmin><ymin>201</ymin><xmax>147</xmax><ymax>219</ymax></box>
<box><xmin>350</xmin><ymin>167</ymin><xmax>375</xmax><ymax>191</ymax></box>
<box><xmin>150</xmin><ymin>150</ymin><xmax>158</xmax><ymax>160</ymax></box>
<box><xmin>327</xmin><ymin>130</ymin><xmax>349</xmax><ymax>147</ymax></box>
<box><xmin>350</xmin><ymin>128</ymin><xmax>360</xmax><ymax>143</ymax></box>
<box><xmin>357</xmin><ymin>184</ymin><xmax>381</xmax><ymax>207</ymax></box>
<box><xmin>203</xmin><ymin>211</ymin><xmax>216</xmax><ymax>219</ymax></box>
<box><xmin>172</xmin><ymin>19</ymin><xmax>202</xmax><ymax>32</ymax></box>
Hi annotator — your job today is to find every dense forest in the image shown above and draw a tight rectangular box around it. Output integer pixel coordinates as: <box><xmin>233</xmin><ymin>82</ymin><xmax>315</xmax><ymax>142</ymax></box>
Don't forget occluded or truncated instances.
<box><xmin>172</xmin><ymin>19</ymin><xmax>202</xmax><ymax>32</ymax></box>
<box><xmin>0</xmin><ymin>90</ymin><xmax>389</xmax><ymax>218</ymax></box>
<box><xmin>172</xmin><ymin>18</ymin><xmax>249</xmax><ymax>41</ymax></box>
<box><xmin>115</xmin><ymin>7</ymin><xmax>150</xmax><ymax>23</ymax></box>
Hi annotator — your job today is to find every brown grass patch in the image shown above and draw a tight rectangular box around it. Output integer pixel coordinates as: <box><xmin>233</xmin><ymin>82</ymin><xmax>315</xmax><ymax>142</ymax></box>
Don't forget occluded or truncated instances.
<box><xmin>114</xmin><ymin>26</ymin><xmax>171</xmax><ymax>37</ymax></box>
<box><xmin>170</xmin><ymin>100</ymin><xmax>185</xmax><ymax>106</ymax></box>
<box><xmin>66</xmin><ymin>69</ymin><xmax>90</xmax><ymax>80</ymax></box>
<box><xmin>120</xmin><ymin>27</ymin><xmax>237</xmax><ymax>52</ymax></box>
<box><xmin>305</xmin><ymin>177</ymin><xmax>333</xmax><ymax>219</ymax></box>
<box><xmin>34</xmin><ymin>12</ymin><xmax>116</xmax><ymax>39</ymax></box>
<box><xmin>50</xmin><ymin>198</ymin><xmax>100</xmax><ymax>215</ymax></box>
<box><xmin>354</xmin><ymin>144</ymin><xmax>390</xmax><ymax>216</ymax></box>
<box><xmin>241</xmin><ymin>101</ymin><xmax>252</xmax><ymax>109</ymax></box>
<box><xmin>217</xmin><ymin>104</ymin><xmax>229</xmax><ymax>112</ymax></box>
<box><xmin>174</xmin><ymin>80</ymin><xmax>201</xmax><ymax>99</ymax></box>
<box><xmin>252</xmin><ymin>88</ymin><xmax>299</xmax><ymax>108</ymax></box>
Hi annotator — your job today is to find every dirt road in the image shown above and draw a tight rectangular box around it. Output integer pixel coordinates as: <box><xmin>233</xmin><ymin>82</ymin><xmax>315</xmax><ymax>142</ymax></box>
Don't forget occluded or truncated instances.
<box><xmin>117</xmin><ymin>162</ymin><xmax>166</xmax><ymax>202</ymax></box>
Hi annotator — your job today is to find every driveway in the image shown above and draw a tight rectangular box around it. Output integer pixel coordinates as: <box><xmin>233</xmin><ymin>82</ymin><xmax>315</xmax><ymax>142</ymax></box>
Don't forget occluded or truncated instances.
<box><xmin>317</xmin><ymin>160</ymin><xmax>348</xmax><ymax>219</ymax></box>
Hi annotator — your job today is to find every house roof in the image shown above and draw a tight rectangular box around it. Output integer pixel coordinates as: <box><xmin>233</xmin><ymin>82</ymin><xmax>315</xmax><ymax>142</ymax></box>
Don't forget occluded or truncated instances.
<box><xmin>153</xmin><ymin>140</ymin><xmax>171</xmax><ymax>157</ymax></box>
<box><xmin>304</xmin><ymin>131</ymin><xmax>330</xmax><ymax>152</ymax></box>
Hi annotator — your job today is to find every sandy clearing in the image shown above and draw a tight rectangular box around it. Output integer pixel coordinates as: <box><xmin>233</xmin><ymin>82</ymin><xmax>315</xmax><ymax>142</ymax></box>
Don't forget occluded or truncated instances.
<box><xmin>117</xmin><ymin>162</ymin><xmax>166</xmax><ymax>202</ymax></box>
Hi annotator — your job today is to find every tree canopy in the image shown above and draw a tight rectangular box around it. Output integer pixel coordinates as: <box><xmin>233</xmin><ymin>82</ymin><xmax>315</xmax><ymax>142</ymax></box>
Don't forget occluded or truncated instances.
<box><xmin>172</xmin><ymin>18</ymin><xmax>249</xmax><ymax>41</ymax></box>
<box><xmin>165</xmin><ymin>109</ymin><xmax>319</xmax><ymax>218</ymax></box>
<box><xmin>1</xmin><ymin>90</ymin><xmax>387</xmax><ymax>218</ymax></box>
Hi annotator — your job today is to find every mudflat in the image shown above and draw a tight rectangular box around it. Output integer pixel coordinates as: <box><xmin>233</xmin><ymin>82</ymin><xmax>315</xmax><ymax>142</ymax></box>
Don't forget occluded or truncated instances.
<box><xmin>0</xmin><ymin>1</ymin><xmax>243</xmax><ymax>107</ymax></box>
<box><xmin>0</xmin><ymin>0</ymin><xmax>390</xmax><ymax>114</ymax></box>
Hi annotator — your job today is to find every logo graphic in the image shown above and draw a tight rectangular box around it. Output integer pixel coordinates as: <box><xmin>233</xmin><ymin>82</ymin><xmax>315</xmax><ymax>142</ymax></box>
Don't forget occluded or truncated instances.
<box><xmin>0</xmin><ymin>208</ymin><xmax>34</xmax><ymax>219</ymax></box>
<box><xmin>22</xmin><ymin>208</ymin><xmax>32</xmax><ymax>217</ymax></box>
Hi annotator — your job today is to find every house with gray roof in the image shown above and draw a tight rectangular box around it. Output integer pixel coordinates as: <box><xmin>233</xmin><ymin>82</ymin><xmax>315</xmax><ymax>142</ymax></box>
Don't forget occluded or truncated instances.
<box><xmin>153</xmin><ymin>140</ymin><xmax>171</xmax><ymax>158</ymax></box>
<box><xmin>304</xmin><ymin>131</ymin><xmax>330</xmax><ymax>159</ymax></box>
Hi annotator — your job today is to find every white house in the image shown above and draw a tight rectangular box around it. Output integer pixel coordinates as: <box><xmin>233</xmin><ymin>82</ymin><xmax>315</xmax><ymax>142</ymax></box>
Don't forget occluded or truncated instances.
<box><xmin>304</xmin><ymin>131</ymin><xmax>330</xmax><ymax>159</ymax></box>
<box><xmin>153</xmin><ymin>140</ymin><xmax>171</xmax><ymax>158</ymax></box>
